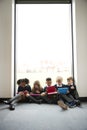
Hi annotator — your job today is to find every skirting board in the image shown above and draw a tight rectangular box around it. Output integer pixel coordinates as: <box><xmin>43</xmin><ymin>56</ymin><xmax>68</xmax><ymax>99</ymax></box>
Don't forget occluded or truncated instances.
<box><xmin>0</xmin><ymin>97</ymin><xmax>87</xmax><ymax>103</ymax></box>
<box><xmin>79</xmin><ymin>97</ymin><xmax>87</xmax><ymax>102</ymax></box>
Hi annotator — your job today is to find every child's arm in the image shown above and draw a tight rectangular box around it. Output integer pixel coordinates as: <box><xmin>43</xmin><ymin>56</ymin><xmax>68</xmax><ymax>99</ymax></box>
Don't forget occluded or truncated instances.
<box><xmin>25</xmin><ymin>85</ymin><xmax>32</xmax><ymax>93</ymax></box>
<box><xmin>71</xmin><ymin>84</ymin><xmax>76</xmax><ymax>90</ymax></box>
<box><xmin>71</xmin><ymin>86</ymin><xmax>75</xmax><ymax>89</ymax></box>
<box><xmin>18</xmin><ymin>86</ymin><xmax>23</xmax><ymax>93</ymax></box>
<box><xmin>41</xmin><ymin>87</ymin><xmax>47</xmax><ymax>96</ymax></box>
<box><xmin>17</xmin><ymin>86</ymin><xmax>25</xmax><ymax>95</ymax></box>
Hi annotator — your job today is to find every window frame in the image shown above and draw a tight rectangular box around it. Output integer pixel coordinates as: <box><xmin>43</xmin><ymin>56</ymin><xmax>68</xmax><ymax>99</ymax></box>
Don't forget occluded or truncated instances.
<box><xmin>14</xmin><ymin>0</ymin><xmax>74</xmax><ymax>96</ymax></box>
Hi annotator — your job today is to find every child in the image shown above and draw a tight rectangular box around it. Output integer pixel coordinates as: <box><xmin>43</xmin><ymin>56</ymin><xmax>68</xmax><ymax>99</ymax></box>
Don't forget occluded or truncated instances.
<box><xmin>24</xmin><ymin>78</ymin><xmax>30</xmax><ymax>87</ymax></box>
<box><xmin>32</xmin><ymin>80</ymin><xmax>43</xmax><ymax>94</ymax></box>
<box><xmin>43</xmin><ymin>78</ymin><xmax>68</xmax><ymax>110</ymax></box>
<box><xmin>4</xmin><ymin>79</ymin><xmax>26</xmax><ymax>110</ymax></box>
<box><xmin>18</xmin><ymin>78</ymin><xmax>31</xmax><ymax>95</ymax></box>
<box><xmin>31</xmin><ymin>80</ymin><xmax>51</xmax><ymax>103</ymax></box>
<box><xmin>4</xmin><ymin>78</ymin><xmax>41</xmax><ymax>110</ymax></box>
<box><xmin>54</xmin><ymin>76</ymin><xmax>77</xmax><ymax>108</ymax></box>
<box><xmin>67</xmin><ymin>77</ymin><xmax>80</xmax><ymax>106</ymax></box>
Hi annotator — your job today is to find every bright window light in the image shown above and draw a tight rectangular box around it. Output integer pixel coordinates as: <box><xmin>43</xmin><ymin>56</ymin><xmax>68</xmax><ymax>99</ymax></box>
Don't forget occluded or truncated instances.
<box><xmin>16</xmin><ymin>4</ymin><xmax>72</xmax><ymax>87</ymax></box>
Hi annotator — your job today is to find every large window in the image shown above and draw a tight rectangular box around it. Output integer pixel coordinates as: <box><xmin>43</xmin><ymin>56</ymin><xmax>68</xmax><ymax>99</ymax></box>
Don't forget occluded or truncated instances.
<box><xmin>16</xmin><ymin>4</ymin><xmax>72</xmax><ymax>87</ymax></box>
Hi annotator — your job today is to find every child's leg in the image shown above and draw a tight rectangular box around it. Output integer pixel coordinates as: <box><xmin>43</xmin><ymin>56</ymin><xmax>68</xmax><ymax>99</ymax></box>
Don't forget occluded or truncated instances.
<box><xmin>73</xmin><ymin>89</ymin><xmax>79</xmax><ymax>99</ymax></box>
<box><xmin>67</xmin><ymin>89</ymin><xmax>81</xmax><ymax>106</ymax></box>
<box><xmin>70</xmin><ymin>90</ymin><xmax>81</xmax><ymax>106</ymax></box>
<box><xmin>57</xmin><ymin>100</ymin><xmax>68</xmax><ymax>110</ymax></box>
<box><xmin>4</xmin><ymin>94</ymin><xmax>24</xmax><ymax>111</ymax></box>
<box><xmin>67</xmin><ymin>93</ymin><xmax>75</xmax><ymax>100</ymax></box>
<box><xmin>4</xmin><ymin>94</ymin><xmax>23</xmax><ymax>104</ymax></box>
<box><xmin>57</xmin><ymin>95</ymin><xmax>68</xmax><ymax>110</ymax></box>
<box><xmin>40</xmin><ymin>95</ymin><xmax>52</xmax><ymax>104</ymax></box>
<box><xmin>59</xmin><ymin>94</ymin><xmax>76</xmax><ymax>108</ymax></box>
<box><xmin>26</xmin><ymin>94</ymin><xmax>42</xmax><ymax>104</ymax></box>
<box><xmin>60</xmin><ymin>94</ymin><xmax>74</xmax><ymax>103</ymax></box>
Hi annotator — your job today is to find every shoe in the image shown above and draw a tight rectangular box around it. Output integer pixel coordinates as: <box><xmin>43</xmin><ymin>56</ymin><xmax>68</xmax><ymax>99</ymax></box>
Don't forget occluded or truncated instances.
<box><xmin>69</xmin><ymin>104</ymin><xmax>76</xmax><ymax>108</ymax></box>
<box><xmin>0</xmin><ymin>99</ymin><xmax>4</xmax><ymax>103</ymax></box>
<box><xmin>75</xmin><ymin>100</ymin><xmax>81</xmax><ymax>106</ymax></box>
<box><xmin>38</xmin><ymin>99</ymin><xmax>43</xmax><ymax>104</ymax></box>
<box><xmin>68</xmin><ymin>102</ymin><xmax>76</xmax><ymax>108</ymax></box>
<box><xmin>3</xmin><ymin>100</ymin><xmax>10</xmax><ymax>105</ymax></box>
<box><xmin>29</xmin><ymin>100</ymin><xmax>33</xmax><ymax>103</ymax></box>
<box><xmin>58</xmin><ymin>101</ymin><xmax>68</xmax><ymax>110</ymax></box>
<box><xmin>9</xmin><ymin>104</ymin><xmax>15</xmax><ymax>110</ymax></box>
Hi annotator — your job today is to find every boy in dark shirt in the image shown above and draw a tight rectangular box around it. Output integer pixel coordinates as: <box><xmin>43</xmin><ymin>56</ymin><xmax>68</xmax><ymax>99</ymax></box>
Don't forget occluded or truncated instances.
<box><xmin>42</xmin><ymin>78</ymin><xmax>68</xmax><ymax>110</ymax></box>
<box><xmin>54</xmin><ymin>76</ymin><xmax>76</xmax><ymax>108</ymax></box>
<box><xmin>67</xmin><ymin>77</ymin><xmax>80</xmax><ymax>106</ymax></box>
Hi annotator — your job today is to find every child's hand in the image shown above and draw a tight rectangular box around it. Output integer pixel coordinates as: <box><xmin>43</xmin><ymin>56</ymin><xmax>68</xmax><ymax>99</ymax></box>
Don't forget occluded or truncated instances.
<box><xmin>36</xmin><ymin>90</ymin><xmax>40</xmax><ymax>94</ymax></box>
<box><xmin>41</xmin><ymin>92</ymin><xmax>46</xmax><ymax>96</ymax></box>
<box><xmin>19</xmin><ymin>92</ymin><xmax>24</xmax><ymax>95</ymax></box>
<box><xmin>26</xmin><ymin>93</ymin><xmax>30</xmax><ymax>97</ymax></box>
<box><xmin>24</xmin><ymin>90</ymin><xmax>29</xmax><ymax>95</ymax></box>
<box><xmin>67</xmin><ymin>90</ymin><xmax>70</xmax><ymax>93</ymax></box>
<box><xmin>71</xmin><ymin>86</ymin><xmax>75</xmax><ymax>89</ymax></box>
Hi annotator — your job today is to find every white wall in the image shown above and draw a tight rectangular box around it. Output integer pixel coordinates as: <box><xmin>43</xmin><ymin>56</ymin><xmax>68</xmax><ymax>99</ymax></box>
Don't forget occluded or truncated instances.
<box><xmin>0</xmin><ymin>0</ymin><xmax>87</xmax><ymax>98</ymax></box>
<box><xmin>73</xmin><ymin>0</ymin><xmax>87</xmax><ymax>97</ymax></box>
<box><xmin>0</xmin><ymin>0</ymin><xmax>14</xmax><ymax>98</ymax></box>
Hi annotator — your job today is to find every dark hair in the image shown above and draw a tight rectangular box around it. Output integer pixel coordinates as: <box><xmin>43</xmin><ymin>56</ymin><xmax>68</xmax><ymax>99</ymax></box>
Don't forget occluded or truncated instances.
<box><xmin>17</xmin><ymin>79</ymin><xmax>22</xmax><ymax>85</ymax></box>
<box><xmin>46</xmin><ymin>78</ymin><xmax>52</xmax><ymax>81</ymax></box>
<box><xmin>24</xmin><ymin>78</ymin><xmax>29</xmax><ymax>84</ymax></box>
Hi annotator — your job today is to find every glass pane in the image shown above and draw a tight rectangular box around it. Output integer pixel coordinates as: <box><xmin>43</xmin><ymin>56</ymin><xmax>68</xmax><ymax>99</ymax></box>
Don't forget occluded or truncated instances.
<box><xmin>16</xmin><ymin>4</ymin><xmax>72</xmax><ymax>87</ymax></box>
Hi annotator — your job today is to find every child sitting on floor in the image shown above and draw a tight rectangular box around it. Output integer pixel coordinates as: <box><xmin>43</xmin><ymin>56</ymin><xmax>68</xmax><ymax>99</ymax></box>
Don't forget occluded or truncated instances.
<box><xmin>67</xmin><ymin>77</ymin><xmax>80</xmax><ymax>106</ymax></box>
<box><xmin>31</xmin><ymin>80</ymin><xmax>51</xmax><ymax>103</ymax></box>
<box><xmin>54</xmin><ymin>76</ymin><xmax>77</xmax><ymax>108</ymax></box>
<box><xmin>43</xmin><ymin>78</ymin><xmax>68</xmax><ymax>110</ymax></box>
<box><xmin>4</xmin><ymin>78</ymin><xmax>41</xmax><ymax>110</ymax></box>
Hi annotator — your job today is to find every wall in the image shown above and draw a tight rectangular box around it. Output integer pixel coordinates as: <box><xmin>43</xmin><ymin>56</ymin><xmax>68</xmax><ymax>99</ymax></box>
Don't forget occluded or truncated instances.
<box><xmin>0</xmin><ymin>0</ymin><xmax>87</xmax><ymax>97</ymax></box>
<box><xmin>73</xmin><ymin>0</ymin><xmax>87</xmax><ymax>97</ymax></box>
<box><xmin>0</xmin><ymin>0</ymin><xmax>14</xmax><ymax>98</ymax></box>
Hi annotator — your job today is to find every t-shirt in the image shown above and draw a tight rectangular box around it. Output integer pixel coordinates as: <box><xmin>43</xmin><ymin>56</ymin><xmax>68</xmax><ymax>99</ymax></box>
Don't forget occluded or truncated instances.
<box><xmin>18</xmin><ymin>85</ymin><xmax>31</xmax><ymax>93</ymax></box>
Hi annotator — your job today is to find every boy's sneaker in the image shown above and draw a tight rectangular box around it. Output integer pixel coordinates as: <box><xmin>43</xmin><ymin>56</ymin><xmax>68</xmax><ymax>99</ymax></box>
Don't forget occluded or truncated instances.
<box><xmin>75</xmin><ymin>100</ymin><xmax>81</xmax><ymax>106</ymax></box>
<box><xmin>9</xmin><ymin>104</ymin><xmax>15</xmax><ymax>110</ymax></box>
<box><xmin>58</xmin><ymin>100</ymin><xmax>68</xmax><ymax>110</ymax></box>
<box><xmin>3</xmin><ymin>100</ymin><xmax>10</xmax><ymax>105</ymax></box>
<box><xmin>68</xmin><ymin>102</ymin><xmax>76</xmax><ymax>108</ymax></box>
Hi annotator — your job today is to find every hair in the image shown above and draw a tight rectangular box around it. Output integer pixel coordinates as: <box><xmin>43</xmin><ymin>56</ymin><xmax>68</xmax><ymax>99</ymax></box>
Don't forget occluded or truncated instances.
<box><xmin>56</xmin><ymin>76</ymin><xmax>63</xmax><ymax>82</ymax></box>
<box><xmin>67</xmin><ymin>77</ymin><xmax>75</xmax><ymax>85</ymax></box>
<box><xmin>67</xmin><ymin>77</ymin><xmax>74</xmax><ymax>81</ymax></box>
<box><xmin>46</xmin><ymin>78</ymin><xmax>52</xmax><ymax>81</ymax></box>
<box><xmin>17</xmin><ymin>79</ymin><xmax>22</xmax><ymax>85</ymax></box>
<box><xmin>32</xmin><ymin>80</ymin><xmax>43</xmax><ymax>93</ymax></box>
<box><xmin>24</xmin><ymin>78</ymin><xmax>29</xmax><ymax>84</ymax></box>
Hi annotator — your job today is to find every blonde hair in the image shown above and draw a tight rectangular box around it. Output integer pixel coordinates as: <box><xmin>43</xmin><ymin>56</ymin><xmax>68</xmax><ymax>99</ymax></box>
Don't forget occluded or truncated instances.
<box><xmin>56</xmin><ymin>76</ymin><xmax>63</xmax><ymax>82</ymax></box>
<box><xmin>32</xmin><ymin>80</ymin><xmax>43</xmax><ymax>93</ymax></box>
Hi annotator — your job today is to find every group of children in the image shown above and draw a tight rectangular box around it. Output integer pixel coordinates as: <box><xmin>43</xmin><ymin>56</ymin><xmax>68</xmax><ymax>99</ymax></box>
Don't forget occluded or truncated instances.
<box><xmin>4</xmin><ymin>76</ymin><xmax>80</xmax><ymax>110</ymax></box>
